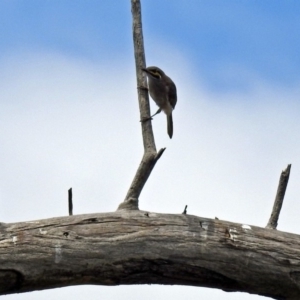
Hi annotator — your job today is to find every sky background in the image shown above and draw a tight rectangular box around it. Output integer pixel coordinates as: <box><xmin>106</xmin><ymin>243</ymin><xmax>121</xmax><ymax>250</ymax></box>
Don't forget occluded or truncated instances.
<box><xmin>1</xmin><ymin>1</ymin><xmax>300</xmax><ymax>299</ymax></box>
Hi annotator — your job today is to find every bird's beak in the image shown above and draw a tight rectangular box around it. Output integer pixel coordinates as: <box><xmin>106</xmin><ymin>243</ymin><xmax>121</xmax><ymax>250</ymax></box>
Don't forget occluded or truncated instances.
<box><xmin>142</xmin><ymin>68</ymin><xmax>148</xmax><ymax>73</ymax></box>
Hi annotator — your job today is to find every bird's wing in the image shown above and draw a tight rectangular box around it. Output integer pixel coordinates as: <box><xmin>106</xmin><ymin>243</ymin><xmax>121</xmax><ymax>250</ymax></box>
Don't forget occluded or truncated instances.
<box><xmin>166</xmin><ymin>76</ymin><xmax>177</xmax><ymax>110</ymax></box>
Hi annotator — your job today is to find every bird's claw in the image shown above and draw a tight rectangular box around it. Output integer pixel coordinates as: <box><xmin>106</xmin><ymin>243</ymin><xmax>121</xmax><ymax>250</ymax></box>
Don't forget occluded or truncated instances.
<box><xmin>137</xmin><ymin>85</ymin><xmax>148</xmax><ymax>91</ymax></box>
<box><xmin>140</xmin><ymin>116</ymin><xmax>153</xmax><ymax>122</ymax></box>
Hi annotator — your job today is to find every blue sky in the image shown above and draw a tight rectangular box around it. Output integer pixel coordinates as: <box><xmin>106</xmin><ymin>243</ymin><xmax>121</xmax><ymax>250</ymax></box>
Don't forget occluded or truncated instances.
<box><xmin>1</xmin><ymin>1</ymin><xmax>300</xmax><ymax>90</ymax></box>
<box><xmin>1</xmin><ymin>2</ymin><xmax>300</xmax><ymax>300</ymax></box>
<box><xmin>144</xmin><ymin>1</ymin><xmax>300</xmax><ymax>88</ymax></box>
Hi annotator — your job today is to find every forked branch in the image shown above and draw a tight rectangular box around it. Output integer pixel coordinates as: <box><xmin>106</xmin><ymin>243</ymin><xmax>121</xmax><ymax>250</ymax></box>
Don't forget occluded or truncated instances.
<box><xmin>117</xmin><ymin>0</ymin><xmax>165</xmax><ymax>211</ymax></box>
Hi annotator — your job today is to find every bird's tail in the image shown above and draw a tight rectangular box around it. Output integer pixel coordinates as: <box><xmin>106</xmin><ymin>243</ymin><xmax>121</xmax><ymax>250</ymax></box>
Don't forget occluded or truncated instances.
<box><xmin>167</xmin><ymin>114</ymin><xmax>173</xmax><ymax>139</ymax></box>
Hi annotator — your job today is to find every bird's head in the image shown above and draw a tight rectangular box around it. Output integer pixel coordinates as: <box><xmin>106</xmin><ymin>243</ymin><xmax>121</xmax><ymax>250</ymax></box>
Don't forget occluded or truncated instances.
<box><xmin>142</xmin><ymin>66</ymin><xmax>165</xmax><ymax>80</ymax></box>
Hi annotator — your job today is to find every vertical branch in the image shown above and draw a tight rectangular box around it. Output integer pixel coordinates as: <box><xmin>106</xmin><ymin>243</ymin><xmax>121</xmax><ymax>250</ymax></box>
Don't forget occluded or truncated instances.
<box><xmin>68</xmin><ymin>188</ymin><xmax>73</xmax><ymax>216</ymax></box>
<box><xmin>132</xmin><ymin>0</ymin><xmax>156</xmax><ymax>151</ymax></box>
<box><xmin>266</xmin><ymin>164</ymin><xmax>291</xmax><ymax>229</ymax></box>
<box><xmin>117</xmin><ymin>0</ymin><xmax>165</xmax><ymax>211</ymax></box>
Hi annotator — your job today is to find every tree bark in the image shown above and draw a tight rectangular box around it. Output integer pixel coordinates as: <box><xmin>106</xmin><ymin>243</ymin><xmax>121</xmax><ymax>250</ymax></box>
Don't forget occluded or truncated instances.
<box><xmin>1</xmin><ymin>211</ymin><xmax>300</xmax><ymax>299</ymax></box>
<box><xmin>266</xmin><ymin>164</ymin><xmax>291</xmax><ymax>229</ymax></box>
<box><xmin>117</xmin><ymin>0</ymin><xmax>164</xmax><ymax>211</ymax></box>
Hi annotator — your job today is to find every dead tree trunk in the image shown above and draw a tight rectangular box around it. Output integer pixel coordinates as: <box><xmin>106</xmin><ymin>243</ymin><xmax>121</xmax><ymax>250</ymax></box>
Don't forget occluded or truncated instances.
<box><xmin>1</xmin><ymin>212</ymin><xmax>300</xmax><ymax>299</ymax></box>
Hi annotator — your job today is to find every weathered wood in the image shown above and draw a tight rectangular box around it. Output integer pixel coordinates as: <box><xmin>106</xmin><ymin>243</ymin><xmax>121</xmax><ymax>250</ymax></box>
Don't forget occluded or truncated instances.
<box><xmin>131</xmin><ymin>0</ymin><xmax>154</xmax><ymax>142</ymax></box>
<box><xmin>118</xmin><ymin>0</ymin><xmax>163</xmax><ymax>210</ymax></box>
<box><xmin>1</xmin><ymin>211</ymin><xmax>300</xmax><ymax>299</ymax></box>
<box><xmin>118</xmin><ymin>150</ymin><xmax>165</xmax><ymax>211</ymax></box>
<box><xmin>266</xmin><ymin>164</ymin><xmax>291</xmax><ymax>229</ymax></box>
<box><xmin>68</xmin><ymin>188</ymin><xmax>73</xmax><ymax>216</ymax></box>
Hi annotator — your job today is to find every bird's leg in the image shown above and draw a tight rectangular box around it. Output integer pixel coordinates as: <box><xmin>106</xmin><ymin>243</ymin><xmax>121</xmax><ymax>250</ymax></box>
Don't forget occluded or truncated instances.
<box><xmin>137</xmin><ymin>83</ymin><xmax>161</xmax><ymax>121</ymax></box>
<box><xmin>140</xmin><ymin>108</ymin><xmax>162</xmax><ymax>122</ymax></box>
<box><xmin>150</xmin><ymin>108</ymin><xmax>162</xmax><ymax>118</ymax></box>
<box><xmin>137</xmin><ymin>85</ymin><xmax>148</xmax><ymax>91</ymax></box>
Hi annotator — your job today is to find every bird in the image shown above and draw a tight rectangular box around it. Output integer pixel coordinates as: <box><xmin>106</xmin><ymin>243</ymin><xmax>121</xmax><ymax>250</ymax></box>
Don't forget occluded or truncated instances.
<box><xmin>142</xmin><ymin>66</ymin><xmax>177</xmax><ymax>138</ymax></box>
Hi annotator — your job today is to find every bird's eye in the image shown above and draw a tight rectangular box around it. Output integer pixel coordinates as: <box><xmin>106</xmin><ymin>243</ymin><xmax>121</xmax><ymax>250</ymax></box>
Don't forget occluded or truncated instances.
<box><xmin>152</xmin><ymin>71</ymin><xmax>160</xmax><ymax>78</ymax></box>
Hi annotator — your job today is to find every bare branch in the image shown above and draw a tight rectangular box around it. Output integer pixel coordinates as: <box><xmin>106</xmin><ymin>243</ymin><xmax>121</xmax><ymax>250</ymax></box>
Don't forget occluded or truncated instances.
<box><xmin>131</xmin><ymin>0</ymin><xmax>156</xmax><ymax>150</ymax></box>
<box><xmin>154</xmin><ymin>147</ymin><xmax>166</xmax><ymax>162</ymax></box>
<box><xmin>266</xmin><ymin>164</ymin><xmax>291</xmax><ymax>229</ymax></box>
<box><xmin>118</xmin><ymin>149</ymin><xmax>165</xmax><ymax>211</ymax></box>
<box><xmin>2</xmin><ymin>212</ymin><xmax>300</xmax><ymax>299</ymax></box>
<box><xmin>68</xmin><ymin>188</ymin><xmax>73</xmax><ymax>216</ymax></box>
<box><xmin>118</xmin><ymin>0</ymin><xmax>164</xmax><ymax>210</ymax></box>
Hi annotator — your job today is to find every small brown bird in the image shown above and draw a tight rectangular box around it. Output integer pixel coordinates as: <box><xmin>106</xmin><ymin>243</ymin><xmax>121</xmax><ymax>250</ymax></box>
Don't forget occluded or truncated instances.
<box><xmin>142</xmin><ymin>66</ymin><xmax>177</xmax><ymax>138</ymax></box>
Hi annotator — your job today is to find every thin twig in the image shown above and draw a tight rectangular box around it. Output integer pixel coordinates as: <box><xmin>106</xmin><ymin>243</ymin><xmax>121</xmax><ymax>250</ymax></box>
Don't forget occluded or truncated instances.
<box><xmin>266</xmin><ymin>164</ymin><xmax>291</xmax><ymax>229</ymax></box>
<box><xmin>68</xmin><ymin>188</ymin><xmax>73</xmax><ymax>216</ymax></box>
<box><xmin>154</xmin><ymin>148</ymin><xmax>166</xmax><ymax>162</ymax></box>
